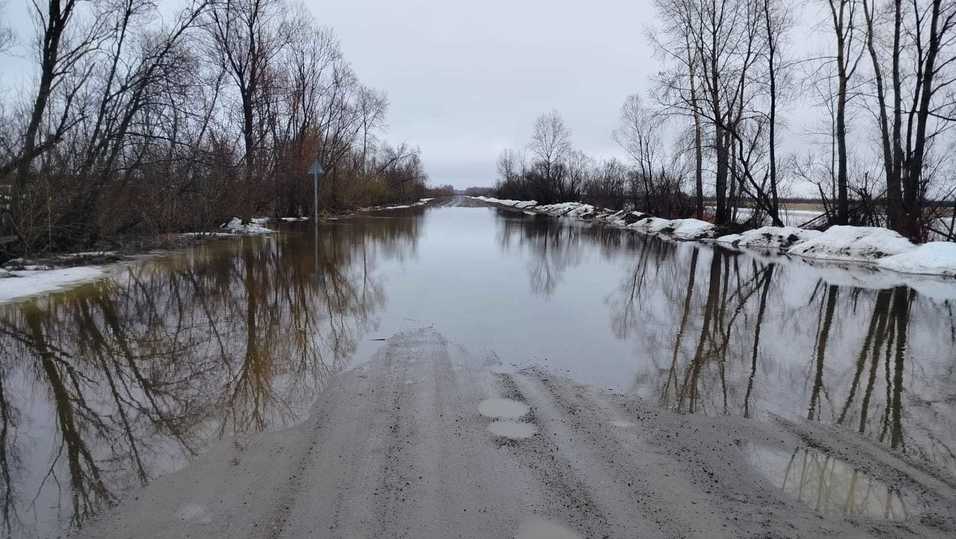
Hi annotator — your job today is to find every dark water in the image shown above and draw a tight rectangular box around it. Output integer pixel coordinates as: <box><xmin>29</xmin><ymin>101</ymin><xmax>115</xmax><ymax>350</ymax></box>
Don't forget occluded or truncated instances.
<box><xmin>1</xmin><ymin>201</ymin><xmax>954</xmax><ymax>536</ymax></box>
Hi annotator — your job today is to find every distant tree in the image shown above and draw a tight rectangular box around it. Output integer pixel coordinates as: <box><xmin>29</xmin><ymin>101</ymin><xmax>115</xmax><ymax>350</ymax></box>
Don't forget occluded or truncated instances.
<box><xmin>614</xmin><ymin>94</ymin><xmax>665</xmax><ymax>211</ymax></box>
<box><xmin>528</xmin><ymin>110</ymin><xmax>572</xmax><ymax>184</ymax></box>
<box><xmin>496</xmin><ymin>149</ymin><xmax>522</xmax><ymax>185</ymax></box>
<box><xmin>0</xmin><ymin>1</ymin><xmax>13</xmax><ymax>53</ymax></box>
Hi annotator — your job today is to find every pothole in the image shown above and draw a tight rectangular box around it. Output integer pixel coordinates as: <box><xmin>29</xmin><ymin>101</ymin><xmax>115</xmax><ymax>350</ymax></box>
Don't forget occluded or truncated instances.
<box><xmin>487</xmin><ymin>420</ymin><xmax>538</xmax><ymax>439</ymax></box>
<box><xmin>478</xmin><ymin>398</ymin><xmax>530</xmax><ymax>419</ymax></box>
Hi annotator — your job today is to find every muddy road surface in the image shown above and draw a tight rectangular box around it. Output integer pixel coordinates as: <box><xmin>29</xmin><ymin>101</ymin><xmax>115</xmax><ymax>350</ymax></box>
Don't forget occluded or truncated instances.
<box><xmin>78</xmin><ymin>329</ymin><xmax>956</xmax><ymax>539</ymax></box>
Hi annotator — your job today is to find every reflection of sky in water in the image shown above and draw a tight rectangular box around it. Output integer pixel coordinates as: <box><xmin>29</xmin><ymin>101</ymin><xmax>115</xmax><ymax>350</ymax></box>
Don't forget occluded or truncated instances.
<box><xmin>747</xmin><ymin>444</ymin><xmax>920</xmax><ymax>520</ymax></box>
<box><xmin>0</xmin><ymin>203</ymin><xmax>954</xmax><ymax>536</ymax></box>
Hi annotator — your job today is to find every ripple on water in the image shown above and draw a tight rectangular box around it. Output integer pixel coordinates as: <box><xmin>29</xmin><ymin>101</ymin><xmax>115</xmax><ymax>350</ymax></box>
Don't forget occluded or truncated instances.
<box><xmin>747</xmin><ymin>444</ymin><xmax>924</xmax><ymax>521</ymax></box>
<box><xmin>487</xmin><ymin>420</ymin><xmax>538</xmax><ymax>439</ymax></box>
<box><xmin>478</xmin><ymin>398</ymin><xmax>530</xmax><ymax>419</ymax></box>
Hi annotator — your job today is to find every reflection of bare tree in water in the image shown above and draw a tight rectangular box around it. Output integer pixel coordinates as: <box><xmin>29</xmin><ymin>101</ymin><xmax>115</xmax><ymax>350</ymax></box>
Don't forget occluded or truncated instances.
<box><xmin>766</xmin><ymin>446</ymin><xmax>912</xmax><ymax>520</ymax></box>
<box><xmin>496</xmin><ymin>216</ymin><xmax>584</xmax><ymax>297</ymax></box>
<box><xmin>808</xmin><ymin>284</ymin><xmax>840</xmax><ymax>421</ymax></box>
<box><xmin>617</xmin><ymin>239</ymin><xmax>955</xmax><ymax>473</ymax></box>
<box><xmin>835</xmin><ymin>287</ymin><xmax>913</xmax><ymax>449</ymax></box>
<box><xmin>608</xmin><ymin>238</ymin><xmax>680</xmax><ymax>339</ymax></box>
<box><xmin>0</xmin><ymin>218</ymin><xmax>415</xmax><ymax>535</ymax></box>
<box><xmin>659</xmin><ymin>250</ymin><xmax>776</xmax><ymax>414</ymax></box>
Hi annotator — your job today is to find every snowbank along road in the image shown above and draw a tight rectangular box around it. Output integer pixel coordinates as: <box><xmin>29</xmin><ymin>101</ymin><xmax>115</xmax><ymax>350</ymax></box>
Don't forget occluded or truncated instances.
<box><xmin>79</xmin><ymin>328</ymin><xmax>956</xmax><ymax>538</ymax></box>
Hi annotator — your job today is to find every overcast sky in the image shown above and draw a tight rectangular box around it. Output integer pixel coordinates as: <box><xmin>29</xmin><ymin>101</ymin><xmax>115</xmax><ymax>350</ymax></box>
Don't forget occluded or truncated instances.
<box><xmin>310</xmin><ymin>0</ymin><xmax>660</xmax><ymax>188</ymax></box>
<box><xmin>1</xmin><ymin>0</ymin><xmax>830</xmax><ymax>191</ymax></box>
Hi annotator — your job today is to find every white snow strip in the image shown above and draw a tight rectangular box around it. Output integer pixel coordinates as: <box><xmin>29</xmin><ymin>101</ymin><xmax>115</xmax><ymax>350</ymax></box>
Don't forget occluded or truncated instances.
<box><xmin>716</xmin><ymin>226</ymin><xmax>822</xmax><ymax>251</ymax></box>
<box><xmin>472</xmin><ymin>196</ymin><xmax>956</xmax><ymax>277</ymax></box>
<box><xmin>223</xmin><ymin>217</ymin><xmax>273</xmax><ymax>235</ymax></box>
<box><xmin>877</xmin><ymin>242</ymin><xmax>956</xmax><ymax>277</ymax></box>
<box><xmin>359</xmin><ymin>198</ymin><xmax>435</xmax><ymax>212</ymax></box>
<box><xmin>472</xmin><ymin>196</ymin><xmax>539</xmax><ymax>209</ymax></box>
<box><xmin>670</xmin><ymin>219</ymin><xmax>716</xmax><ymax>240</ymax></box>
<box><xmin>628</xmin><ymin>217</ymin><xmax>675</xmax><ymax>234</ymax></box>
<box><xmin>0</xmin><ymin>266</ymin><xmax>105</xmax><ymax>303</ymax></box>
<box><xmin>787</xmin><ymin>225</ymin><xmax>914</xmax><ymax>263</ymax></box>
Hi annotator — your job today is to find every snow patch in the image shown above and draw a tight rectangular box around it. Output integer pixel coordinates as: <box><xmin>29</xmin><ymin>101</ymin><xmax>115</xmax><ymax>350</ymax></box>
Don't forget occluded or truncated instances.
<box><xmin>717</xmin><ymin>226</ymin><xmax>822</xmax><ymax>251</ymax></box>
<box><xmin>787</xmin><ymin>225</ymin><xmax>913</xmax><ymax>263</ymax></box>
<box><xmin>670</xmin><ymin>219</ymin><xmax>716</xmax><ymax>240</ymax></box>
<box><xmin>877</xmin><ymin>242</ymin><xmax>956</xmax><ymax>277</ymax></box>
<box><xmin>471</xmin><ymin>195</ymin><xmax>956</xmax><ymax>278</ymax></box>
<box><xmin>359</xmin><ymin>198</ymin><xmax>435</xmax><ymax>212</ymax></box>
<box><xmin>0</xmin><ymin>266</ymin><xmax>104</xmax><ymax>303</ymax></box>
<box><xmin>222</xmin><ymin>217</ymin><xmax>273</xmax><ymax>235</ymax></box>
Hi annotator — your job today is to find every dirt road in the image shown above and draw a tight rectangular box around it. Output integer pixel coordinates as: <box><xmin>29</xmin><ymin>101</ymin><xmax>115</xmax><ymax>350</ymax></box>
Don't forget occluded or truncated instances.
<box><xmin>78</xmin><ymin>329</ymin><xmax>956</xmax><ymax>538</ymax></box>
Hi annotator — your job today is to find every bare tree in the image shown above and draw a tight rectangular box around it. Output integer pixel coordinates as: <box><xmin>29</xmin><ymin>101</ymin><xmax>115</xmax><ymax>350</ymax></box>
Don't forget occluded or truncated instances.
<box><xmin>614</xmin><ymin>94</ymin><xmax>665</xmax><ymax>211</ymax></box>
<box><xmin>206</xmin><ymin>0</ymin><xmax>292</xmax><ymax>214</ymax></box>
<box><xmin>863</xmin><ymin>0</ymin><xmax>956</xmax><ymax>239</ymax></box>
<box><xmin>654</xmin><ymin>0</ymin><xmax>769</xmax><ymax>225</ymax></box>
<box><xmin>528</xmin><ymin>110</ymin><xmax>572</xmax><ymax>182</ymax></box>
<box><xmin>2</xmin><ymin>0</ymin><xmax>104</xmax><ymax>186</ymax></box>
<box><xmin>0</xmin><ymin>1</ymin><xmax>13</xmax><ymax>53</ymax></box>
<box><xmin>825</xmin><ymin>0</ymin><xmax>865</xmax><ymax>224</ymax></box>
<box><xmin>496</xmin><ymin>148</ymin><xmax>521</xmax><ymax>184</ymax></box>
<box><xmin>760</xmin><ymin>0</ymin><xmax>792</xmax><ymax>226</ymax></box>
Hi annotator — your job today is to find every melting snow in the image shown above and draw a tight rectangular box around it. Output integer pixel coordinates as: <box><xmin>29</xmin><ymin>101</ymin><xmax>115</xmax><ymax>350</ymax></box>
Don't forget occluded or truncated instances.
<box><xmin>0</xmin><ymin>267</ymin><xmax>105</xmax><ymax>303</ymax></box>
<box><xmin>787</xmin><ymin>225</ymin><xmax>913</xmax><ymax>262</ymax></box>
<box><xmin>717</xmin><ymin>226</ymin><xmax>822</xmax><ymax>251</ymax></box>
<box><xmin>470</xmin><ymin>196</ymin><xmax>956</xmax><ymax>278</ymax></box>
<box><xmin>223</xmin><ymin>217</ymin><xmax>273</xmax><ymax>235</ymax></box>
<box><xmin>877</xmin><ymin>242</ymin><xmax>956</xmax><ymax>277</ymax></box>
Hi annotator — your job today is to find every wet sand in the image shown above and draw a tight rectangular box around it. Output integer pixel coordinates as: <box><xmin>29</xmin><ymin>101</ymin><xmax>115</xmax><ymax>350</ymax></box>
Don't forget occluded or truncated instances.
<box><xmin>77</xmin><ymin>328</ymin><xmax>956</xmax><ymax>538</ymax></box>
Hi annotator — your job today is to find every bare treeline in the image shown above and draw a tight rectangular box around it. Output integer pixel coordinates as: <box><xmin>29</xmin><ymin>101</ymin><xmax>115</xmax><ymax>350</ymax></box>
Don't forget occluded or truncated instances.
<box><xmin>0</xmin><ymin>0</ymin><xmax>427</xmax><ymax>256</ymax></box>
<box><xmin>496</xmin><ymin>107</ymin><xmax>695</xmax><ymax>215</ymax></box>
<box><xmin>497</xmin><ymin>0</ymin><xmax>956</xmax><ymax>240</ymax></box>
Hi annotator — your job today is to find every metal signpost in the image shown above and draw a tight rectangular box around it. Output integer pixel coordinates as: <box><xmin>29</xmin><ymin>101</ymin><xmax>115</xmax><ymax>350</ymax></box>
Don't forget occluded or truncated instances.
<box><xmin>309</xmin><ymin>159</ymin><xmax>325</xmax><ymax>223</ymax></box>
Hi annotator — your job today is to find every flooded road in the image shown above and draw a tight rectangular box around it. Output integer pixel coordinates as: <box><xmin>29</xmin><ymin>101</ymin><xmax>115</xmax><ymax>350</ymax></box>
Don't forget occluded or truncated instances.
<box><xmin>1</xmin><ymin>198</ymin><xmax>955</xmax><ymax>537</ymax></box>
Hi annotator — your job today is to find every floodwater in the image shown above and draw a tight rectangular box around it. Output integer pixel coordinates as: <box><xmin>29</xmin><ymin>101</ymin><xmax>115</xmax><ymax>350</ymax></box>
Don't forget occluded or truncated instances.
<box><xmin>1</xmin><ymin>198</ymin><xmax>955</xmax><ymax>536</ymax></box>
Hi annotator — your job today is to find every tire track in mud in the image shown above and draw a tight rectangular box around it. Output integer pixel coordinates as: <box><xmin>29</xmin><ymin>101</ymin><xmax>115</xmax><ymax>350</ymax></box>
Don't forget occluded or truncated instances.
<box><xmin>515</xmin><ymin>368</ymin><xmax>935</xmax><ymax>538</ymax></box>
<box><xmin>517</xmin><ymin>370</ymin><xmax>732</xmax><ymax>538</ymax></box>
<box><xmin>262</xmin><ymin>334</ymin><xmax>412</xmax><ymax>539</ymax></box>
<box><xmin>370</xmin><ymin>335</ymin><xmax>425</xmax><ymax>538</ymax></box>
<box><xmin>489</xmin><ymin>372</ymin><xmax>623</xmax><ymax>539</ymax></box>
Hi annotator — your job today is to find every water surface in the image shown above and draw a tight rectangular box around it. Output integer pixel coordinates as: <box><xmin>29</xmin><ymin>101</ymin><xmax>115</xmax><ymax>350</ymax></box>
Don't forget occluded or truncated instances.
<box><xmin>1</xmin><ymin>200</ymin><xmax>954</xmax><ymax>536</ymax></box>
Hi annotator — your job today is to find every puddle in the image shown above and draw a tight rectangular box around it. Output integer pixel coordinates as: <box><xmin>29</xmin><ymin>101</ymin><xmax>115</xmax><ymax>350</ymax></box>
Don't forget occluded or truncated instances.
<box><xmin>747</xmin><ymin>445</ymin><xmax>922</xmax><ymax>520</ymax></box>
<box><xmin>175</xmin><ymin>503</ymin><xmax>212</xmax><ymax>524</ymax></box>
<box><xmin>487</xmin><ymin>420</ymin><xmax>538</xmax><ymax>439</ymax></box>
<box><xmin>478</xmin><ymin>398</ymin><xmax>530</xmax><ymax>419</ymax></box>
<box><xmin>515</xmin><ymin>517</ymin><xmax>582</xmax><ymax>539</ymax></box>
